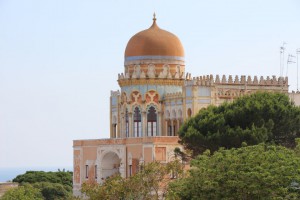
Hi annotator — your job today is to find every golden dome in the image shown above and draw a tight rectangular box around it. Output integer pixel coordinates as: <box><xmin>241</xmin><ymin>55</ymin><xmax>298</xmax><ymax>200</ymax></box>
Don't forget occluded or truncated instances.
<box><xmin>125</xmin><ymin>15</ymin><xmax>184</xmax><ymax>60</ymax></box>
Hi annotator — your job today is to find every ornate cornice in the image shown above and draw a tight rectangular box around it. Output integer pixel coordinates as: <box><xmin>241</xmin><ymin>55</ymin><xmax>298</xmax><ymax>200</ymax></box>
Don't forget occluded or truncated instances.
<box><xmin>118</xmin><ymin>78</ymin><xmax>184</xmax><ymax>87</ymax></box>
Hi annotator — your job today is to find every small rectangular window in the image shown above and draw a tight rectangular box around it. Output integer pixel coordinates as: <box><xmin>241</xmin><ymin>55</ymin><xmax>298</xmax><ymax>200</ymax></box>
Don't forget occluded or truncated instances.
<box><xmin>85</xmin><ymin>165</ymin><xmax>89</xmax><ymax>179</ymax></box>
<box><xmin>129</xmin><ymin>165</ymin><xmax>132</xmax><ymax>177</ymax></box>
<box><xmin>173</xmin><ymin>125</ymin><xmax>176</xmax><ymax>136</ymax></box>
<box><xmin>168</xmin><ymin>126</ymin><xmax>172</xmax><ymax>136</ymax></box>
<box><xmin>95</xmin><ymin>165</ymin><xmax>97</xmax><ymax>179</ymax></box>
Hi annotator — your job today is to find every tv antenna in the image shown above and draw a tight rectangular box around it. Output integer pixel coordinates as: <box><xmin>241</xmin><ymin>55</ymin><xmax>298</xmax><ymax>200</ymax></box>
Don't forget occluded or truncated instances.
<box><xmin>280</xmin><ymin>42</ymin><xmax>287</xmax><ymax>77</ymax></box>
<box><xmin>286</xmin><ymin>54</ymin><xmax>296</xmax><ymax>77</ymax></box>
<box><xmin>296</xmin><ymin>48</ymin><xmax>300</xmax><ymax>91</ymax></box>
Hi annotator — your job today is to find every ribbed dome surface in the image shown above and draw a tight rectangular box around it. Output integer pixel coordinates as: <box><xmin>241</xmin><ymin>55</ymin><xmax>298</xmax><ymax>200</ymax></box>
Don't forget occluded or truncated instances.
<box><xmin>125</xmin><ymin>18</ymin><xmax>184</xmax><ymax>58</ymax></box>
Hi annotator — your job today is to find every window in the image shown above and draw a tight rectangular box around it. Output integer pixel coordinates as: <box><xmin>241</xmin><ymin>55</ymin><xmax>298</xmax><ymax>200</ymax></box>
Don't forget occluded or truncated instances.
<box><xmin>125</xmin><ymin>109</ymin><xmax>129</xmax><ymax>137</ymax></box>
<box><xmin>173</xmin><ymin>120</ymin><xmax>177</xmax><ymax>136</ymax></box>
<box><xmin>168</xmin><ymin>125</ymin><xmax>172</xmax><ymax>136</ymax></box>
<box><xmin>133</xmin><ymin>107</ymin><xmax>141</xmax><ymax>137</ymax></box>
<box><xmin>173</xmin><ymin>125</ymin><xmax>176</xmax><ymax>136</ymax></box>
<box><xmin>187</xmin><ymin>108</ymin><xmax>192</xmax><ymax>118</ymax></box>
<box><xmin>112</xmin><ymin>124</ymin><xmax>117</xmax><ymax>138</ymax></box>
<box><xmin>147</xmin><ymin>106</ymin><xmax>157</xmax><ymax>136</ymax></box>
<box><xmin>85</xmin><ymin>165</ymin><xmax>89</xmax><ymax>179</ymax></box>
<box><xmin>129</xmin><ymin>165</ymin><xmax>132</xmax><ymax>177</ymax></box>
<box><xmin>95</xmin><ymin>165</ymin><xmax>97</xmax><ymax>179</ymax></box>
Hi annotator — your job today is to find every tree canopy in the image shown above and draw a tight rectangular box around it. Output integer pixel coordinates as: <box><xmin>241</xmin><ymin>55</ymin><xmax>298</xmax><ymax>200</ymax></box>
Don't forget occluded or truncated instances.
<box><xmin>179</xmin><ymin>92</ymin><xmax>300</xmax><ymax>156</ymax></box>
<box><xmin>13</xmin><ymin>170</ymin><xmax>73</xmax><ymax>187</ymax></box>
<box><xmin>81</xmin><ymin>160</ymin><xmax>183</xmax><ymax>200</ymax></box>
<box><xmin>168</xmin><ymin>143</ymin><xmax>300</xmax><ymax>199</ymax></box>
<box><xmin>5</xmin><ymin>170</ymin><xmax>73</xmax><ymax>200</ymax></box>
<box><xmin>1</xmin><ymin>184</ymin><xmax>43</xmax><ymax>200</ymax></box>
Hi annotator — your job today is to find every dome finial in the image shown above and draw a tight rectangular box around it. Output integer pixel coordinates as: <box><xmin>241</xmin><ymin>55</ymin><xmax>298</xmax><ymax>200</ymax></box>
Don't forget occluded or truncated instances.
<box><xmin>153</xmin><ymin>12</ymin><xmax>156</xmax><ymax>22</ymax></box>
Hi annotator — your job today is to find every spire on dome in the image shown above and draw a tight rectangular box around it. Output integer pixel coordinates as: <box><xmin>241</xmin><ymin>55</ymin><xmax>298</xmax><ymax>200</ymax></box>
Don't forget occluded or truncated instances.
<box><xmin>150</xmin><ymin>12</ymin><xmax>158</xmax><ymax>29</ymax></box>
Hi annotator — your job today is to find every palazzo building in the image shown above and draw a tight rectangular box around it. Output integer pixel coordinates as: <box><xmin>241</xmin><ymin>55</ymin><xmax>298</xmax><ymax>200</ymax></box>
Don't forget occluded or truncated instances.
<box><xmin>73</xmin><ymin>15</ymin><xmax>300</xmax><ymax>195</ymax></box>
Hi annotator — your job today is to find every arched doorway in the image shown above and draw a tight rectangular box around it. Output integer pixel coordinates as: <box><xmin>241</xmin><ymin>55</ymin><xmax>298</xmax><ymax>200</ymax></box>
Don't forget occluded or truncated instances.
<box><xmin>101</xmin><ymin>152</ymin><xmax>121</xmax><ymax>179</ymax></box>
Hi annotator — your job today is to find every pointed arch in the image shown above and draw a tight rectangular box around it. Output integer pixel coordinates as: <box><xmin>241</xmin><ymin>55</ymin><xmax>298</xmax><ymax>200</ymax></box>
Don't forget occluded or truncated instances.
<box><xmin>133</xmin><ymin>107</ymin><xmax>142</xmax><ymax>137</ymax></box>
<box><xmin>147</xmin><ymin>105</ymin><xmax>157</xmax><ymax>136</ymax></box>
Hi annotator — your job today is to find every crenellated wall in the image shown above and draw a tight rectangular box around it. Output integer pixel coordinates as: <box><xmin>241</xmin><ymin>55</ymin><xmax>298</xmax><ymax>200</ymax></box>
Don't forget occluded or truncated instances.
<box><xmin>289</xmin><ymin>91</ymin><xmax>300</xmax><ymax>106</ymax></box>
<box><xmin>185</xmin><ymin>74</ymin><xmax>288</xmax><ymax>87</ymax></box>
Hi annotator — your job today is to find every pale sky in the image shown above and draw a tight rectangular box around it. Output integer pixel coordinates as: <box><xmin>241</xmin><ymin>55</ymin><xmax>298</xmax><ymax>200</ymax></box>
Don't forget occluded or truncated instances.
<box><xmin>1</xmin><ymin>0</ymin><xmax>300</xmax><ymax>168</ymax></box>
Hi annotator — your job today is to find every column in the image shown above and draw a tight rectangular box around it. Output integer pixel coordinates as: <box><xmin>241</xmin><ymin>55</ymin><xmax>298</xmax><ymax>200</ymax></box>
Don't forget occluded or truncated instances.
<box><xmin>120</xmin><ymin>114</ymin><xmax>124</xmax><ymax>138</ymax></box>
<box><xmin>176</xmin><ymin>119</ymin><xmax>180</xmax><ymax>136</ymax></box>
<box><xmin>171</xmin><ymin>120</ymin><xmax>174</xmax><ymax>136</ymax></box>
<box><xmin>165</xmin><ymin>120</ymin><xmax>168</xmax><ymax>136</ymax></box>
<box><xmin>142</xmin><ymin>111</ymin><xmax>146</xmax><ymax>137</ymax></box>
<box><xmin>159</xmin><ymin>111</ymin><xmax>163</xmax><ymax>136</ymax></box>
<box><xmin>128</xmin><ymin>113</ymin><xmax>132</xmax><ymax>138</ymax></box>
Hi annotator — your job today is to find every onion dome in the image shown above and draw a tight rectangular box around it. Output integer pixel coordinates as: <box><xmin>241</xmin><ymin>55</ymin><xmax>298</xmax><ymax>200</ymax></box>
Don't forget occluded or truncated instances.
<box><xmin>124</xmin><ymin>14</ymin><xmax>184</xmax><ymax>62</ymax></box>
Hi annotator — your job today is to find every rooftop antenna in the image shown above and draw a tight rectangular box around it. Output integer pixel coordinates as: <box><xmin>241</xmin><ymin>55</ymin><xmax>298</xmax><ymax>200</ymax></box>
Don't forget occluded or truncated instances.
<box><xmin>286</xmin><ymin>54</ymin><xmax>296</xmax><ymax>77</ymax></box>
<box><xmin>296</xmin><ymin>48</ymin><xmax>300</xmax><ymax>91</ymax></box>
<box><xmin>280</xmin><ymin>42</ymin><xmax>287</xmax><ymax>77</ymax></box>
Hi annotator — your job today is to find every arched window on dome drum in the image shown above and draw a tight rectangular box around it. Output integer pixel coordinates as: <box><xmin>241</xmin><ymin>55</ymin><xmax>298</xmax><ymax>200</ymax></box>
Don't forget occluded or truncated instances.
<box><xmin>125</xmin><ymin>108</ymin><xmax>129</xmax><ymax>137</ymax></box>
<box><xmin>147</xmin><ymin>106</ymin><xmax>157</xmax><ymax>136</ymax></box>
<box><xmin>133</xmin><ymin>107</ymin><xmax>141</xmax><ymax>137</ymax></box>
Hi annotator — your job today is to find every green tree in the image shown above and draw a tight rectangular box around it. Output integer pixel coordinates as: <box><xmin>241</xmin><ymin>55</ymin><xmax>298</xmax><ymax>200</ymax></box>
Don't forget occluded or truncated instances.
<box><xmin>1</xmin><ymin>184</ymin><xmax>43</xmax><ymax>200</ymax></box>
<box><xmin>168</xmin><ymin>143</ymin><xmax>300</xmax><ymax>200</ymax></box>
<box><xmin>10</xmin><ymin>170</ymin><xmax>73</xmax><ymax>200</ymax></box>
<box><xmin>13</xmin><ymin>170</ymin><xmax>73</xmax><ymax>187</ymax></box>
<box><xmin>81</xmin><ymin>160</ymin><xmax>184</xmax><ymax>200</ymax></box>
<box><xmin>179</xmin><ymin>92</ymin><xmax>300</xmax><ymax>156</ymax></box>
<box><xmin>32</xmin><ymin>182</ymin><xmax>71</xmax><ymax>200</ymax></box>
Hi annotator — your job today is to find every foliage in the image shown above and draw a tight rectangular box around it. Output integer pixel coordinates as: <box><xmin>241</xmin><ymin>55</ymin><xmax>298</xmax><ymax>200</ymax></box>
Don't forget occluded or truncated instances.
<box><xmin>179</xmin><ymin>92</ymin><xmax>300</xmax><ymax>156</ymax></box>
<box><xmin>32</xmin><ymin>182</ymin><xmax>71</xmax><ymax>200</ymax></box>
<box><xmin>13</xmin><ymin>170</ymin><xmax>73</xmax><ymax>187</ymax></box>
<box><xmin>81</xmin><ymin>160</ymin><xmax>184</xmax><ymax>200</ymax></box>
<box><xmin>168</xmin><ymin>143</ymin><xmax>300</xmax><ymax>200</ymax></box>
<box><xmin>5</xmin><ymin>170</ymin><xmax>73</xmax><ymax>200</ymax></box>
<box><xmin>1</xmin><ymin>184</ymin><xmax>43</xmax><ymax>200</ymax></box>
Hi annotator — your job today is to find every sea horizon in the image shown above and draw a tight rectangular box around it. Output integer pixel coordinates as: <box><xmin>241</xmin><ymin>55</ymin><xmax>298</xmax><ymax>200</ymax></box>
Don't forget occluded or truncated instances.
<box><xmin>0</xmin><ymin>166</ymin><xmax>73</xmax><ymax>182</ymax></box>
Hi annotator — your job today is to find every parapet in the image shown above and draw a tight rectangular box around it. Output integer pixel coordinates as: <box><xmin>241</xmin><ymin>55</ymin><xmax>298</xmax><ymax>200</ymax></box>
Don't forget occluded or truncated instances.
<box><xmin>185</xmin><ymin>75</ymin><xmax>288</xmax><ymax>87</ymax></box>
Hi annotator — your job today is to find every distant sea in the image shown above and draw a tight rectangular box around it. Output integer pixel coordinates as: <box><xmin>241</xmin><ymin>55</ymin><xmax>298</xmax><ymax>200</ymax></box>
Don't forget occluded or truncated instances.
<box><xmin>0</xmin><ymin>167</ymin><xmax>72</xmax><ymax>182</ymax></box>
